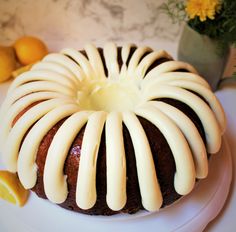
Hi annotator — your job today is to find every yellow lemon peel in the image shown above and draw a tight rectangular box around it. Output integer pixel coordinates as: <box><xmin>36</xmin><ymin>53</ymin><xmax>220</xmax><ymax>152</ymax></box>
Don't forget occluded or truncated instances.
<box><xmin>0</xmin><ymin>46</ymin><xmax>17</xmax><ymax>83</ymax></box>
<box><xmin>0</xmin><ymin>170</ymin><xmax>29</xmax><ymax>207</ymax></box>
<box><xmin>14</xmin><ymin>36</ymin><xmax>48</xmax><ymax>65</ymax></box>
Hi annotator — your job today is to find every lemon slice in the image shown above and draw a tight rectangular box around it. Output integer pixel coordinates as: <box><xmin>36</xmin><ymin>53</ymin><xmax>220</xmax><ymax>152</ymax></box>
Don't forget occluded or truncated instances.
<box><xmin>0</xmin><ymin>170</ymin><xmax>29</xmax><ymax>206</ymax></box>
<box><xmin>12</xmin><ymin>63</ymin><xmax>34</xmax><ymax>79</ymax></box>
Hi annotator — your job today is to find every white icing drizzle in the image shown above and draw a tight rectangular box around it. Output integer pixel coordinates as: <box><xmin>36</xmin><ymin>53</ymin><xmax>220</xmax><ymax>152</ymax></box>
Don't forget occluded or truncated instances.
<box><xmin>18</xmin><ymin>104</ymin><xmax>80</xmax><ymax>189</ymax></box>
<box><xmin>106</xmin><ymin>112</ymin><xmax>126</xmax><ymax>211</ymax></box>
<box><xmin>122</xmin><ymin>111</ymin><xmax>163</xmax><ymax>211</ymax></box>
<box><xmin>142</xmin><ymin>72</ymin><xmax>211</xmax><ymax>90</ymax></box>
<box><xmin>148</xmin><ymin>101</ymin><xmax>208</xmax><ymax>179</ymax></box>
<box><xmin>167</xmin><ymin>80</ymin><xmax>226</xmax><ymax>133</ymax></box>
<box><xmin>7</xmin><ymin>70</ymin><xmax>76</xmax><ymax>94</ymax></box>
<box><xmin>121</xmin><ymin>44</ymin><xmax>134</xmax><ymax>65</ymax></box>
<box><xmin>61</xmin><ymin>48</ymin><xmax>95</xmax><ymax>80</ymax></box>
<box><xmin>144</xmin><ymin>61</ymin><xmax>198</xmax><ymax>81</ymax></box>
<box><xmin>76</xmin><ymin>111</ymin><xmax>107</xmax><ymax>209</ymax></box>
<box><xmin>135</xmin><ymin>105</ymin><xmax>196</xmax><ymax>195</ymax></box>
<box><xmin>135</xmin><ymin>50</ymin><xmax>172</xmax><ymax>80</ymax></box>
<box><xmin>127</xmin><ymin>46</ymin><xmax>152</xmax><ymax>79</ymax></box>
<box><xmin>120</xmin><ymin>44</ymin><xmax>134</xmax><ymax>78</ymax></box>
<box><xmin>144</xmin><ymin>84</ymin><xmax>222</xmax><ymax>154</ymax></box>
<box><xmin>0</xmin><ymin>92</ymin><xmax>70</xmax><ymax>150</ymax></box>
<box><xmin>31</xmin><ymin>62</ymin><xmax>79</xmax><ymax>87</ymax></box>
<box><xmin>43</xmin><ymin>53</ymin><xmax>85</xmax><ymax>81</ymax></box>
<box><xmin>2</xmin><ymin>98</ymin><xmax>72</xmax><ymax>172</ymax></box>
<box><xmin>104</xmin><ymin>42</ymin><xmax>120</xmax><ymax>78</ymax></box>
<box><xmin>0</xmin><ymin>42</ymin><xmax>225</xmax><ymax>212</ymax></box>
<box><xmin>0</xmin><ymin>81</ymin><xmax>75</xmax><ymax>120</ymax></box>
<box><xmin>44</xmin><ymin>111</ymin><xmax>91</xmax><ymax>204</ymax></box>
<box><xmin>85</xmin><ymin>43</ymin><xmax>106</xmax><ymax>79</ymax></box>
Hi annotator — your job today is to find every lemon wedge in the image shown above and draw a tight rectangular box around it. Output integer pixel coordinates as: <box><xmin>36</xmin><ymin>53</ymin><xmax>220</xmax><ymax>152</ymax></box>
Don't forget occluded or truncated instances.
<box><xmin>12</xmin><ymin>63</ymin><xmax>34</xmax><ymax>79</ymax></box>
<box><xmin>0</xmin><ymin>170</ymin><xmax>29</xmax><ymax>206</ymax></box>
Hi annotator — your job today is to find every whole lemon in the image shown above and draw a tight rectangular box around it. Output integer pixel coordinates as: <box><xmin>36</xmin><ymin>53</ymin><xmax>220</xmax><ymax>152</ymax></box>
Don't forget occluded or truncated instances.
<box><xmin>14</xmin><ymin>36</ymin><xmax>48</xmax><ymax>65</ymax></box>
<box><xmin>0</xmin><ymin>46</ymin><xmax>17</xmax><ymax>83</ymax></box>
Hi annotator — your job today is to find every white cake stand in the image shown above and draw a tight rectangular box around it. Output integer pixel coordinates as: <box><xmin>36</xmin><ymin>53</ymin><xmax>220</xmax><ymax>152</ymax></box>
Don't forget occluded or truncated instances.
<box><xmin>0</xmin><ymin>136</ymin><xmax>232</xmax><ymax>232</ymax></box>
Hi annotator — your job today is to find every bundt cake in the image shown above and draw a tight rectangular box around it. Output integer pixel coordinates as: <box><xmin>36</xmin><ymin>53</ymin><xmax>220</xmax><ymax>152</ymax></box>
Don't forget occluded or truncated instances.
<box><xmin>0</xmin><ymin>42</ymin><xmax>226</xmax><ymax>215</ymax></box>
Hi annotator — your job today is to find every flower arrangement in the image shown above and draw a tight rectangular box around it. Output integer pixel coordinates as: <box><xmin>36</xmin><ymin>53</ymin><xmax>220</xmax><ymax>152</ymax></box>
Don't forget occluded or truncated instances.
<box><xmin>161</xmin><ymin>0</ymin><xmax>236</xmax><ymax>51</ymax></box>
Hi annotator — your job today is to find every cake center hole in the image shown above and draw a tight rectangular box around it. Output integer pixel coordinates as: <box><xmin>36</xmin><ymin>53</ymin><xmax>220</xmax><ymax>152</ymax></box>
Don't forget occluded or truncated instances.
<box><xmin>76</xmin><ymin>79</ymin><xmax>141</xmax><ymax>112</ymax></box>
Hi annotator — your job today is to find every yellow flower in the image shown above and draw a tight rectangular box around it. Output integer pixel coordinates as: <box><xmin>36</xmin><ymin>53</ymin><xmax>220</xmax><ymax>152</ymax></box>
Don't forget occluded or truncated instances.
<box><xmin>186</xmin><ymin>0</ymin><xmax>221</xmax><ymax>22</ymax></box>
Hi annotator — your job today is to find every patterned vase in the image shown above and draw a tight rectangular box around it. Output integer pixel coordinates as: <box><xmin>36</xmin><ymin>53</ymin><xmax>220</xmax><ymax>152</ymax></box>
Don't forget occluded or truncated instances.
<box><xmin>178</xmin><ymin>24</ymin><xmax>229</xmax><ymax>91</ymax></box>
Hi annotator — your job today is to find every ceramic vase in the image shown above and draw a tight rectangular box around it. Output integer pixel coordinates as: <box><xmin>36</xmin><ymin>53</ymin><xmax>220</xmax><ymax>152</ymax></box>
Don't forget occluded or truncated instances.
<box><xmin>178</xmin><ymin>24</ymin><xmax>229</xmax><ymax>91</ymax></box>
